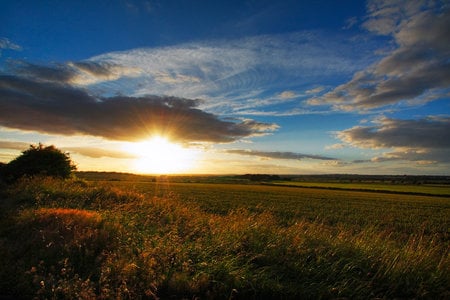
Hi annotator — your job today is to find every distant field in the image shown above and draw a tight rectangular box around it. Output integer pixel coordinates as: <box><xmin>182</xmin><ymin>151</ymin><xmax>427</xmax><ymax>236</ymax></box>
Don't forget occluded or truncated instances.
<box><xmin>269</xmin><ymin>181</ymin><xmax>450</xmax><ymax>196</ymax></box>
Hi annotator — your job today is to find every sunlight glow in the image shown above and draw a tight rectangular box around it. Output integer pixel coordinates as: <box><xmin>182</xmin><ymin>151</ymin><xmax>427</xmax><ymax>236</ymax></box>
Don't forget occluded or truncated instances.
<box><xmin>123</xmin><ymin>136</ymin><xmax>199</xmax><ymax>174</ymax></box>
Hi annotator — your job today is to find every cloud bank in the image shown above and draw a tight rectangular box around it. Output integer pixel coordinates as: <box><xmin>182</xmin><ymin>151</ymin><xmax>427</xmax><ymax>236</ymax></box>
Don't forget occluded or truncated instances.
<box><xmin>307</xmin><ymin>1</ymin><xmax>450</xmax><ymax>111</ymax></box>
<box><xmin>0</xmin><ymin>70</ymin><xmax>278</xmax><ymax>143</ymax></box>
<box><xmin>337</xmin><ymin>116</ymin><xmax>450</xmax><ymax>163</ymax></box>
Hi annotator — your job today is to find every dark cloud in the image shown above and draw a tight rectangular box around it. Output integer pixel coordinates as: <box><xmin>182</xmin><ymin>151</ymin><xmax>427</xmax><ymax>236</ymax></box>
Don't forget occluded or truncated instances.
<box><xmin>11</xmin><ymin>61</ymin><xmax>76</xmax><ymax>83</ymax></box>
<box><xmin>337</xmin><ymin>116</ymin><xmax>450</xmax><ymax>163</ymax></box>
<box><xmin>225</xmin><ymin>149</ymin><xmax>336</xmax><ymax>161</ymax></box>
<box><xmin>338</xmin><ymin>117</ymin><xmax>450</xmax><ymax>149</ymax></box>
<box><xmin>8</xmin><ymin>60</ymin><xmax>139</xmax><ymax>85</ymax></box>
<box><xmin>0</xmin><ymin>74</ymin><xmax>278</xmax><ymax>143</ymax></box>
<box><xmin>307</xmin><ymin>2</ymin><xmax>450</xmax><ymax>111</ymax></box>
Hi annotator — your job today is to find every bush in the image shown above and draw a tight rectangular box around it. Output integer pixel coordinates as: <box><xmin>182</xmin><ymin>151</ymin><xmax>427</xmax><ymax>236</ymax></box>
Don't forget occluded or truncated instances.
<box><xmin>1</xmin><ymin>144</ymin><xmax>76</xmax><ymax>183</ymax></box>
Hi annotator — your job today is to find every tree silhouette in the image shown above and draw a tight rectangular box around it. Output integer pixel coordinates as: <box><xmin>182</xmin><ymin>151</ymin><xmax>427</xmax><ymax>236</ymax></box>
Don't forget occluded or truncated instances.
<box><xmin>1</xmin><ymin>144</ymin><xmax>76</xmax><ymax>182</ymax></box>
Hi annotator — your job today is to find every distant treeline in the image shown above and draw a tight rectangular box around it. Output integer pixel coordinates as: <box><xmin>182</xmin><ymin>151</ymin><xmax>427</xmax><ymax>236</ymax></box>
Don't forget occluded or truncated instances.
<box><xmin>234</xmin><ymin>174</ymin><xmax>289</xmax><ymax>182</ymax></box>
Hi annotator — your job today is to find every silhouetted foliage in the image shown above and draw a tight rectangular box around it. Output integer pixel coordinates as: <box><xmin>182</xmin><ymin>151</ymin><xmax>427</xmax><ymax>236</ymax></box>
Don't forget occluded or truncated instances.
<box><xmin>1</xmin><ymin>144</ymin><xmax>76</xmax><ymax>183</ymax></box>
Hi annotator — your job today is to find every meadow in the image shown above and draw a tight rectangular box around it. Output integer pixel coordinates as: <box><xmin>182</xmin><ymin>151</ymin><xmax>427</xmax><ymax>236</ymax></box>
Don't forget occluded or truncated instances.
<box><xmin>0</xmin><ymin>175</ymin><xmax>449</xmax><ymax>299</ymax></box>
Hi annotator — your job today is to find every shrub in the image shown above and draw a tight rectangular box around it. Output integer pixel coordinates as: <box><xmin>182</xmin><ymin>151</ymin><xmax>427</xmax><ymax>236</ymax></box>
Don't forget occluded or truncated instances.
<box><xmin>1</xmin><ymin>143</ymin><xmax>76</xmax><ymax>183</ymax></box>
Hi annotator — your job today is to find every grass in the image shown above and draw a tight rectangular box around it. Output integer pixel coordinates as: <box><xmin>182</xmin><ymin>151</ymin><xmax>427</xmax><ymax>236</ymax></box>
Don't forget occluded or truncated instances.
<box><xmin>0</xmin><ymin>176</ymin><xmax>449</xmax><ymax>299</ymax></box>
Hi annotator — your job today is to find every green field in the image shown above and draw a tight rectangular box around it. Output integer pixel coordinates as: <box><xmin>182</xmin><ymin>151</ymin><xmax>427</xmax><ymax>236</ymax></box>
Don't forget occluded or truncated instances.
<box><xmin>1</xmin><ymin>176</ymin><xmax>449</xmax><ymax>299</ymax></box>
<box><xmin>269</xmin><ymin>181</ymin><xmax>450</xmax><ymax>196</ymax></box>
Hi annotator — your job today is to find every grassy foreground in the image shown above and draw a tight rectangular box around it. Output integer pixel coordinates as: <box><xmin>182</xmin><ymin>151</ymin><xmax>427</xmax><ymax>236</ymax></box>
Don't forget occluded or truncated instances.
<box><xmin>0</xmin><ymin>177</ymin><xmax>449</xmax><ymax>299</ymax></box>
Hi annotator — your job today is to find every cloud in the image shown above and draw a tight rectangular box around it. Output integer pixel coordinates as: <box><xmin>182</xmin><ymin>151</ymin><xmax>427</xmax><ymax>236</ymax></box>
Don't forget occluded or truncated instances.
<box><xmin>0</xmin><ymin>38</ymin><xmax>21</xmax><ymax>56</ymax></box>
<box><xmin>69</xmin><ymin>61</ymin><xmax>141</xmax><ymax>85</ymax></box>
<box><xmin>343</xmin><ymin>16</ymin><xmax>358</xmax><ymax>30</ymax></box>
<box><xmin>0</xmin><ymin>140</ymin><xmax>30</xmax><ymax>150</ymax></box>
<box><xmin>305</xmin><ymin>86</ymin><xmax>325</xmax><ymax>94</ymax></box>
<box><xmin>65</xmin><ymin>147</ymin><xmax>137</xmax><ymax>159</ymax></box>
<box><xmin>0</xmin><ymin>74</ymin><xmax>278</xmax><ymax>143</ymax></box>
<box><xmin>369</xmin><ymin>148</ymin><xmax>450</xmax><ymax>164</ymax></box>
<box><xmin>9</xmin><ymin>60</ymin><xmax>140</xmax><ymax>85</ymax></box>
<box><xmin>154</xmin><ymin>72</ymin><xmax>201</xmax><ymax>84</ymax></box>
<box><xmin>11</xmin><ymin>61</ymin><xmax>76</xmax><ymax>83</ymax></box>
<box><xmin>90</xmin><ymin>31</ymin><xmax>373</xmax><ymax>114</ymax></box>
<box><xmin>125</xmin><ymin>0</ymin><xmax>153</xmax><ymax>14</ymax></box>
<box><xmin>362</xmin><ymin>0</ymin><xmax>431</xmax><ymax>35</ymax></box>
<box><xmin>225</xmin><ymin>149</ymin><xmax>336</xmax><ymax>161</ymax></box>
<box><xmin>1</xmin><ymin>31</ymin><xmax>375</xmax><ymax>117</ymax></box>
<box><xmin>307</xmin><ymin>2</ymin><xmax>450</xmax><ymax>111</ymax></box>
<box><xmin>278</xmin><ymin>91</ymin><xmax>297</xmax><ymax>99</ymax></box>
<box><xmin>0</xmin><ymin>140</ymin><xmax>135</xmax><ymax>159</ymax></box>
<box><xmin>325</xmin><ymin>143</ymin><xmax>345</xmax><ymax>150</ymax></box>
<box><xmin>337</xmin><ymin>116</ymin><xmax>450</xmax><ymax>163</ymax></box>
<box><xmin>338</xmin><ymin>116</ymin><xmax>450</xmax><ymax>149</ymax></box>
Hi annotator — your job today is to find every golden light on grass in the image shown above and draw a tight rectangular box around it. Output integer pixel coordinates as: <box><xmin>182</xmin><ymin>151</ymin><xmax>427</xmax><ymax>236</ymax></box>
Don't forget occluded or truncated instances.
<box><xmin>124</xmin><ymin>136</ymin><xmax>200</xmax><ymax>174</ymax></box>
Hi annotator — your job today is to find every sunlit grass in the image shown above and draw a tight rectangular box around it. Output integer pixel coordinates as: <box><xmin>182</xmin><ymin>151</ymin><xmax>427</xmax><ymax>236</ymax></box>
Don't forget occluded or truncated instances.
<box><xmin>0</xmin><ymin>177</ymin><xmax>448</xmax><ymax>298</ymax></box>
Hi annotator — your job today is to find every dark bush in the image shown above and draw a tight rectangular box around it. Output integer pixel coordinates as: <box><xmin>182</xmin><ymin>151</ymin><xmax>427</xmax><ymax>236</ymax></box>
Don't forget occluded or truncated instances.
<box><xmin>1</xmin><ymin>144</ymin><xmax>76</xmax><ymax>183</ymax></box>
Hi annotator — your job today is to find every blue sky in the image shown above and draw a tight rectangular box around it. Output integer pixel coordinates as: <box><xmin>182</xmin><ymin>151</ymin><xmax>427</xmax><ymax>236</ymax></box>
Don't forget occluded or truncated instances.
<box><xmin>1</xmin><ymin>0</ymin><xmax>449</xmax><ymax>175</ymax></box>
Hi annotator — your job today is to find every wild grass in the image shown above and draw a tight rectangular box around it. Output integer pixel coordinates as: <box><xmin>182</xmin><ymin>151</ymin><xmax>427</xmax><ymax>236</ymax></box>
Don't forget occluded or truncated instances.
<box><xmin>0</xmin><ymin>177</ymin><xmax>449</xmax><ymax>299</ymax></box>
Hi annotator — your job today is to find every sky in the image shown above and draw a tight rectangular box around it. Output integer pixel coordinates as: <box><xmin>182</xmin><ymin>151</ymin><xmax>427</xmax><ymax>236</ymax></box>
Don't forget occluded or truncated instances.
<box><xmin>1</xmin><ymin>0</ymin><xmax>449</xmax><ymax>175</ymax></box>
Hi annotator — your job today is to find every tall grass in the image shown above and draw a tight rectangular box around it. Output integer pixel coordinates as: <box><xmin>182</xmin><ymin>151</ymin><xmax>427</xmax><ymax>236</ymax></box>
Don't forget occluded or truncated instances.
<box><xmin>0</xmin><ymin>177</ymin><xmax>448</xmax><ymax>298</ymax></box>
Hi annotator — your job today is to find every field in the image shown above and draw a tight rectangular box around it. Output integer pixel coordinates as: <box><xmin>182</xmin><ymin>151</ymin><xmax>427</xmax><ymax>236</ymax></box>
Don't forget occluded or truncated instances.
<box><xmin>270</xmin><ymin>181</ymin><xmax>450</xmax><ymax>197</ymax></box>
<box><xmin>0</xmin><ymin>174</ymin><xmax>449</xmax><ymax>299</ymax></box>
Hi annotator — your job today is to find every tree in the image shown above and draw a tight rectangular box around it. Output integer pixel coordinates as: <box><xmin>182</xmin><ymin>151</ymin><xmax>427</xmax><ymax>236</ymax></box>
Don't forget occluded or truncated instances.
<box><xmin>1</xmin><ymin>144</ymin><xmax>76</xmax><ymax>182</ymax></box>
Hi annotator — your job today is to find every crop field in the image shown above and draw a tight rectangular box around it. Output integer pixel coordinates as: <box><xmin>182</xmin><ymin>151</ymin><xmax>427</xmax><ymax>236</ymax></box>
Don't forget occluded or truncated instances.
<box><xmin>0</xmin><ymin>175</ymin><xmax>449</xmax><ymax>299</ymax></box>
<box><xmin>101</xmin><ymin>180</ymin><xmax>450</xmax><ymax>237</ymax></box>
<box><xmin>270</xmin><ymin>181</ymin><xmax>450</xmax><ymax>197</ymax></box>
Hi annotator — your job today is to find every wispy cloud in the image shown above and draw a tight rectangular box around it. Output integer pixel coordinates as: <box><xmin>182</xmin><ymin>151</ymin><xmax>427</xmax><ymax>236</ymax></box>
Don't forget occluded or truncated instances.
<box><xmin>90</xmin><ymin>31</ymin><xmax>373</xmax><ymax>114</ymax></box>
<box><xmin>278</xmin><ymin>91</ymin><xmax>297</xmax><ymax>99</ymax></box>
<box><xmin>307</xmin><ymin>1</ymin><xmax>450</xmax><ymax>111</ymax></box>
<box><xmin>0</xmin><ymin>38</ymin><xmax>21</xmax><ymax>56</ymax></box>
<box><xmin>305</xmin><ymin>86</ymin><xmax>325</xmax><ymax>94</ymax></box>
<box><xmin>125</xmin><ymin>0</ymin><xmax>153</xmax><ymax>14</ymax></box>
<box><xmin>336</xmin><ymin>116</ymin><xmax>450</xmax><ymax>163</ymax></box>
<box><xmin>225</xmin><ymin>149</ymin><xmax>336</xmax><ymax>161</ymax></box>
<box><xmin>0</xmin><ymin>73</ymin><xmax>278</xmax><ymax>143</ymax></box>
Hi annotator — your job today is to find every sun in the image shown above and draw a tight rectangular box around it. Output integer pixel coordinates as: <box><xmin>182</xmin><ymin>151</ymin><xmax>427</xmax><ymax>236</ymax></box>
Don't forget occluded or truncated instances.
<box><xmin>124</xmin><ymin>136</ymin><xmax>199</xmax><ymax>174</ymax></box>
